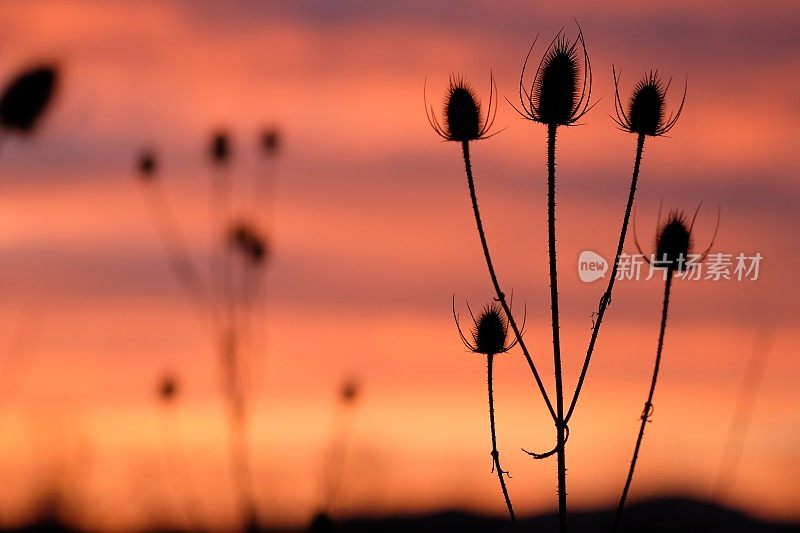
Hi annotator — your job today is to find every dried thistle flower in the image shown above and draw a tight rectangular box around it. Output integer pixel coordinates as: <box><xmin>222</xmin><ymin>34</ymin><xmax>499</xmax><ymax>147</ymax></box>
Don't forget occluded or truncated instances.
<box><xmin>210</xmin><ymin>130</ymin><xmax>231</xmax><ymax>164</ymax></box>
<box><xmin>137</xmin><ymin>150</ymin><xmax>157</xmax><ymax>181</ymax></box>
<box><xmin>613</xmin><ymin>68</ymin><xmax>686</xmax><ymax>136</ymax></box>
<box><xmin>0</xmin><ymin>64</ymin><xmax>59</xmax><ymax>134</ymax></box>
<box><xmin>516</xmin><ymin>26</ymin><xmax>593</xmax><ymax>126</ymax></box>
<box><xmin>426</xmin><ymin>74</ymin><xmax>497</xmax><ymax>142</ymax></box>
<box><xmin>455</xmin><ymin>301</ymin><xmax>521</xmax><ymax>356</ymax></box>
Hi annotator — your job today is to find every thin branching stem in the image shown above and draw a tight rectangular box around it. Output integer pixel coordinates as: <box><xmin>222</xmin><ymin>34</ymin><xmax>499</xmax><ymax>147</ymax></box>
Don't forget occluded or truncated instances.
<box><xmin>566</xmin><ymin>132</ymin><xmax>646</xmax><ymax>424</ymax></box>
<box><xmin>612</xmin><ymin>271</ymin><xmax>674</xmax><ymax>532</ymax></box>
<box><xmin>546</xmin><ymin>123</ymin><xmax>567</xmax><ymax>533</ymax></box>
<box><xmin>487</xmin><ymin>353</ymin><xmax>516</xmax><ymax>523</ymax></box>
<box><xmin>139</xmin><ymin>181</ymin><xmax>222</xmax><ymax>333</ymax></box>
<box><xmin>460</xmin><ymin>140</ymin><xmax>556</xmax><ymax>422</ymax></box>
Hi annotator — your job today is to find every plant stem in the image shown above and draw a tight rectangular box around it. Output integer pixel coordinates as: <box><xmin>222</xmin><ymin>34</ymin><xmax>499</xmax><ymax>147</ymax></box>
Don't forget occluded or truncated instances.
<box><xmin>460</xmin><ymin>140</ymin><xmax>556</xmax><ymax>422</ymax></box>
<box><xmin>612</xmin><ymin>271</ymin><xmax>674</xmax><ymax>532</ymax></box>
<box><xmin>546</xmin><ymin>123</ymin><xmax>567</xmax><ymax>533</ymax></box>
<box><xmin>566</xmin><ymin>133</ymin><xmax>645</xmax><ymax>424</ymax></box>
<box><xmin>487</xmin><ymin>353</ymin><xmax>516</xmax><ymax>523</ymax></box>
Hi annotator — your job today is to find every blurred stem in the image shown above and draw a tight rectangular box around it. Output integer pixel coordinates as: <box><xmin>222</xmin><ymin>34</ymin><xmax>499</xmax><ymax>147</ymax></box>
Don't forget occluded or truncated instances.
<box><xmin>139</xmin><ymin>180</ymin><xmax>221</xmax><ymax>332</ymax></box>
<box><xmin>158</xmin><ymin>402</ymin><xmax>205</xmax><ymax>531</ymax></box>
<box><xmin>612</xmin><ymin>270</ymin><xmax>674</xmax><ymax>532</ymax></box>
<box><xmin>546</xmin><ymin>123</ymin><xmax>567</xmax><ymax>533</ymax></box>
<box><xmin>487</xmin><ymin>353</ymin><xmax>516</xmax><ymax>523</ymax></box>
<box><xmin>566</xmin><ymin>133</ymin><xmax>645</xmax><ymax>424</ymax></box>
<box><xmin>712</xmin><ymin>331</ymin><xmax>772</xmax><ymax>500</ymax></box>
<box><xmin>460</xmin><ymin>140</ymin><xmax>556</xmax><ymax>422</ymax></box>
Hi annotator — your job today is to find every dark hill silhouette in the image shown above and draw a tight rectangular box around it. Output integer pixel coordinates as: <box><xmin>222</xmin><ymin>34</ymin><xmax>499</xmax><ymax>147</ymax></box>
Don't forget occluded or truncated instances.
<box><xmin>319</xmin><ymin>497</ymin><xmax>800</xmax><ymax>533</ymax></box>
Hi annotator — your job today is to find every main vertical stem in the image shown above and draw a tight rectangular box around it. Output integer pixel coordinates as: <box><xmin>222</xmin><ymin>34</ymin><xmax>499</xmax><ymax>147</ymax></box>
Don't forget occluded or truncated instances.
<box><xmin>566</xmin><ymin>133</ymin><xmax>646</xmax><ymax>423</ymax></box>
<box><xmin>612</xmin><ymin>272</ymin><xmax>674</xmax><ymax>532</ymax></box>
<box><xmin>487</xmin><ymin>354</ymin><xmax>516</xmax><ymax>523</ymax></box>
<box><xmin>546</xmin><ymin>123</ymin><xmax>567</xmax><ymax>533</ymax></box>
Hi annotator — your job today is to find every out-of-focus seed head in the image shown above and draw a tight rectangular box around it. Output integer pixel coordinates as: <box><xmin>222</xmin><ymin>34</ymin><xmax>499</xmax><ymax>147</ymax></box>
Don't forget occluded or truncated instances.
<box><xmin>341</xmin><ymin>378</ymin><xmax>360</xmax><ymax>404</ymax></box>
<box><xmin>613</xmin><ymin>67</ymin><xmax>686</xmax><ymax>136</ymax></box>
<box><xmin>516</xmin><ymin>26</ymin><xmax>593</xmax><ymax>127</ymax></box>
<box><xmin>158</xmin><ymin>374</ymin><xmax>178</xmax><ymax>403</ymax></box>
<box><xmin>210</xmin><ymin>131</ymin><xmax>231</xmax><ymax>165</ymax></box>
<box><xmin>655</xmin><ymin>210</ymin><xmax>693</xmax><ymax>272</ymax></box>
<box><xmin>426</xmin><ymin>74</ymin><xmax>497</xmax><ymax>142</ymax></box>
<box><xmin>0</xmin><ymin>64</ymin><xmax>59</xmax><ymax>134</ymax></box>
<box><xmin>137</xmin><ymin>150</ymin><xmax>157</xmax><ymax>181</ymax></box>
<box><xmin>228</xmin><ymin>221</ymin><xmax>269</xmax><ymax>266</ymax></box>
<box><xmin>261</xmin><ymin>128</ymin><xmax>280</xmax><ymax>155</ymax></box>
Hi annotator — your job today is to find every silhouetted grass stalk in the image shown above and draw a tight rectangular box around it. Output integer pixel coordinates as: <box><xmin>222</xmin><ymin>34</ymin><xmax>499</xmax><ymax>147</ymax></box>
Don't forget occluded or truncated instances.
<box><xmin>612</xmin><ymin>270</ymin><xmax>673</xmax><ymax>532</ymax></box>
<box><xmin>486</xmin><ymin>353</ymin><xmax>516</xmax><ymax>522</ymax></box>
<box><xmin>566</xmin><ymin>132</ymin><xmax>645</xmax><ymax>423</ymax></box>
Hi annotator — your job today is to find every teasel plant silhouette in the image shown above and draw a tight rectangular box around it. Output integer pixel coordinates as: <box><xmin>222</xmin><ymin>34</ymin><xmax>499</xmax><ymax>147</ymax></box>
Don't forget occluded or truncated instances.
<box><xmin>565</xmin><ymin>68</ymin><xmax>686</xmax><ymax>429</ymax></box>
<box><xmin>426</xmin><ymin>72</ymin><xmax>561</xmax><ymax>516</ymax></box>
<box><xmin>154</xmin><ymin>372</ymin><xmax>206</xmax><ymax>532</ymax></box>
<box><xmin>0</xmin><ymin>63</ymin><xmax>59</xmax><ymax>151</ymax></box>
<box><xmin>510</xmin><ymin>24</ymin><xmax>594</xmax><ymax>531</ymax></box>
<box><xmin>612</xmin><ymin>205</ymin><xmax>719</xmax><ymax>532</ymax></box>
<box><xmin>135</xmin><ymin>127</ymin><xmax>280</xmax><ymax>531</ymax></box>
<box><xmin>454</xmin><ymin>300</ymin><xmax>526</xmax><ymax>523</ymax></box>
<box><xmin>312</xmin><ymin>378</ymin><xmax>362</xmax><ymax>528</ymax></box>
<box><xmin>135</xmin><ymin>150</ymin><xmax>220</xmax><ymax>334</ymax></box>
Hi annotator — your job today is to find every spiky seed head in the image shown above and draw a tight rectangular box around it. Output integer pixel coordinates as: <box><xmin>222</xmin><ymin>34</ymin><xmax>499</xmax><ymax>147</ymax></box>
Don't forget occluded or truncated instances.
<box><xmin>210</xmin><ymin>131</ymin><xmax>231</xmax><ymax>164</ymax></box>
<box><xmin>261</xmin><ymin>128</ymin><xmax>280</xmax><ymax>154</ymax></box>
<box><xmin>472</xmin><ymin>303</ymin><xmax>509</xmax><ymax>355</ymax></box>
<box><xmin>655</xmin><ymin>211</ymin><xmax>693</xmax><ymax>272</ymax></box>
<box><xmin>535</xmin><ymin>36</ymin><xmax>580</xmax><ymax>125</ymax></box>
<box><xmin>137</xmin><ymin>150</ymin><xmax>157</xmax><ymax>181</ymax></box>
<box><xmin>628</xmin><ymin>73</ymin><xmax>666</xmax><ymax>136</ymax></box>
<box><xmin>0</xmin><ymin>64</ymin><xmax>59</xmax><ymax>134</ymax></box>
<box><xmin>444</xmin><ymin>79</ymin><xmax>483</xmax><ymax>142</ymax></box>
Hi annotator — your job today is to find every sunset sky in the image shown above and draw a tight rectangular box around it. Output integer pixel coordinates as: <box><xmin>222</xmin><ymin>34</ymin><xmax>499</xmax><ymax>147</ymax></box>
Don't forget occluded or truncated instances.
<box><xmin>0</xmin><ymin>1</ymin><xmax>798</xmax><ymax>530</ymax></box>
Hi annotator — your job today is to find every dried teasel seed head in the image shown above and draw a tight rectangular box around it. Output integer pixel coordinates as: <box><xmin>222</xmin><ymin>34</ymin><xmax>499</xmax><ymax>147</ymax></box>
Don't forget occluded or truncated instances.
<box><xmin>628</xmin><ymin>72</ymin><xmax>666</xmax><ymax>136</ymax></box>
<box><xmin>473</xmin><ymin>303</ymin><xmax>509</xmax><ymax>356</ymax></box>
<box><xmin>427</xmin><ymin>74</ymin><xmax>497</xmax><ymax>142</ymax></box>
<box><xmin>535</xmin><ymin>36</ymin><xmax>580</xmax><ymax>125</ymax></box>
<box><xmin>0</xmin><ymin>64</ymin><xmax>59</xmax><ymax>134</ymax></box>
<box><xmin>655</xmin><ymin>210</ymin><xmax>693</xmax><ymax>272</ymax></box>
<box><xmin>516</xmin><ymin>25</ymin><xmax>593</xmax><ymax>127</ymax></box>
<box><xmin>613</xmin><ymin>67</ymin><xmax>685</xmax><ymax>136</ymax></box>
<box><xmin>445</xmin><ymin>78</ymin><xmax>482</xmax><ymax>142</ymax></box>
